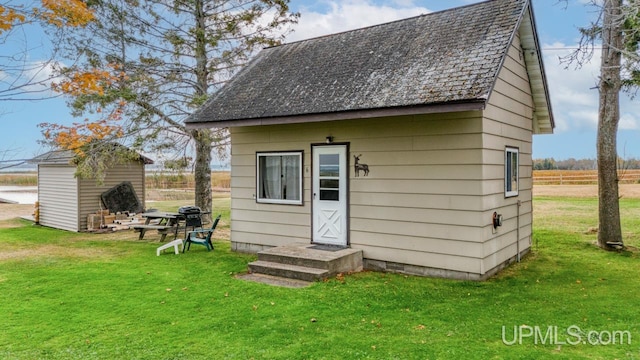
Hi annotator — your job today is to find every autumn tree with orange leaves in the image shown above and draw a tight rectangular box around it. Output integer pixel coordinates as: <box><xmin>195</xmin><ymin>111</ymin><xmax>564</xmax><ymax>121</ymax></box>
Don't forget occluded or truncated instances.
<box><xmin>0</xmin><ymin>0</ymin><xmax>94</xmax><ymax>168</ymax></box>
<box><xmin>42</xmin><ymin>0</ymin><xmax>298</xmax><ymax>217</ymax></box>
<box><xmin>0</xmin><ymin>0</ymin><xmax>94</xmax><ymax>102</ymax></box>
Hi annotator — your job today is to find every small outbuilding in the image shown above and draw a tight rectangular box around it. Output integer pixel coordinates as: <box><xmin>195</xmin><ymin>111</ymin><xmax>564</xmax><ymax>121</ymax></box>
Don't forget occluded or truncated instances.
<box><xmin>30</xmin><ymin>148</ymin><xmax>153</xmax><ymax>232</ymax></box>
<box><xmin>185</xmin><ymin>0</ymin><xmax>554</xmax><ymax>280</ymax></box>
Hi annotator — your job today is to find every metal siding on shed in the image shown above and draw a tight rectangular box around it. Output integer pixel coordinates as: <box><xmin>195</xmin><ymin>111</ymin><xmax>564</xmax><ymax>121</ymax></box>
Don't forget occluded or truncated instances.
<box><xmin>38</xmin><ymin>165</ymin><xmax>80</xmax><ymax>232</ymax></box>
<box><xmin>37</xmin><ymin>161</ymin><xmax>146</xmax><ymax>232</ymax></box>
<box><xmin>77</xmin><ymin>161</ymin><xmax>146</xmax><ymax>231</ymax></box>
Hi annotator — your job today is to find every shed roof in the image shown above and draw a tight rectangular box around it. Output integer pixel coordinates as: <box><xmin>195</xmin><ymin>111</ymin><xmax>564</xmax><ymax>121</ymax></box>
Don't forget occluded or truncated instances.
<box><xmin>30</xmin><ymin>147</ymin><xmax>154</xmax><ymax>165</ymax></box>
<box><xmin>186</xmin><ymin>0</ymin><xmax>553</xmax><ymax>133</ymax></box>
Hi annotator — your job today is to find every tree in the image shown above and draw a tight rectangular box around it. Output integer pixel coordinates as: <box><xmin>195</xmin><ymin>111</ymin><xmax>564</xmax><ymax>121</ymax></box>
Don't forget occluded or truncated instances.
<box><xmin>596</xmin><ymin>0</ymin><xmax>624</xmax><ymax>249</ymax></box>
<box><xmin>41</xmin><ymin>0</ymin><xmax>298</xmax><ymax>217</ymax></box>
<box><xmin>0</xmin><ymin>1</ymin><xmax>95</xmax><ymax>169</ymax></box>
<box><xmin>0</xmin><ymin>0</ymin><xmax>95</xmax><ymax>102</ymax></box>
<box><xmin>561</xmin><ymin>0</ymin><xmax>640</xmax><ymax>249</ymax></box>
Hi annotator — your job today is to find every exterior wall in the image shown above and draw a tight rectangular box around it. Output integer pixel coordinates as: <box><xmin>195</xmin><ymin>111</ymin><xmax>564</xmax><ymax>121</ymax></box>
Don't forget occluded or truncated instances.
<box><xmin>230</xmin><ymin>111</ymin><xmax>490</xmax><ymax>278</ymax></box>
<box><xmin>38</xmin><ymin>165</ymin><xmax>80</xmax><ymax>232</ymax></box>
<box><xmin>78</xmin><ymin>162</ymin><xmax>146</xmax><ymax>231</ymax></box>
<box><xmin>481</xmin><ymin>31</ymin><xmax>535</xmax><ymax>275</ymax></box>
<box><xmin>38</xmin><ymin>161</ymin><xmax>146</xmax><ymax>232</ymax></box>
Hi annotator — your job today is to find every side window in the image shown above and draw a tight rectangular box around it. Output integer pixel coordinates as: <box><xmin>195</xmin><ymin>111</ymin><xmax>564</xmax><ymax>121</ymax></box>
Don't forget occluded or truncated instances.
<box><xmin>256</xmin><ymin>152</ymin><xmax>303</xmax><ymax>205</ymax></box>
<box><xmin>505</xmin><ymin>147</ymin><xmax>519</xmax><ymax>197</ymax></box>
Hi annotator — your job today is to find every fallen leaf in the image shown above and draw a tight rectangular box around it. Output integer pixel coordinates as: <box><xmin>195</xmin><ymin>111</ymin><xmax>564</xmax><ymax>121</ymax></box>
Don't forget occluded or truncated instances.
<box><xmin>415</xmin><ymin>324</ymin><xmax>426</xmax><ymax>330</ymax></box>
<box><xmin>182</xmin><ymin>287</ymin><xmax>188</xmax><ymax>291</ymax></box>
<box><xmin>166</xmin><ymin>288</ymin><xmax>172</xmax><ymax>292</ymax></box>
<box><xmin>576</xmin><ymin>279</ymin><xmax>582</xmax><ymax>284</ymax></box>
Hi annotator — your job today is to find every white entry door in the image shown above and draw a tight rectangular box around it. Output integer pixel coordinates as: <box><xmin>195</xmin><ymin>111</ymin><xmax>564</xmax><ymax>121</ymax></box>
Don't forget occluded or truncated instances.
<box><xmin>312</xmin><ymin>145</ymin><xmax>348</xmax><ymax>246</ymax></box>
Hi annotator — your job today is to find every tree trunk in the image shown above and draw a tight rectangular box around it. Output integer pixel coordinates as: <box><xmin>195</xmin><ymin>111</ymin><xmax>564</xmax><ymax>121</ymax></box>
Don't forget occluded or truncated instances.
<box><xmin>193</xmin><ymin>128</ymin><xmax>213</xmax><ymax>220</ymax></box>
<box><xmin>597</xmin><ymin>0</ymin><xmax>623</xmax><ymax>249</ymax></box>
<box><xmin>191</xmin><ymin>0</ymin><xmax>212</xmax><ymax>221</ymax></box>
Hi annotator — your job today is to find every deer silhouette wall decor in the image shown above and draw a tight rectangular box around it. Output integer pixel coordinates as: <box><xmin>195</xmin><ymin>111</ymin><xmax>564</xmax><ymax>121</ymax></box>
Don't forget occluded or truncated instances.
<box><xmin>354</xmin><ymin>154</ymin><xmax>369</xmax><ymax>177</ymax></box>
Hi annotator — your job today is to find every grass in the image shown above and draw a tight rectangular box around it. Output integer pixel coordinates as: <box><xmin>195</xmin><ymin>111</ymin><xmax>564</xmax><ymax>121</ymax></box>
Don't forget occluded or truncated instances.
<box><xmin>0</xmin><ymin>195</ymin><xmax>639</xmax><ymax>359</ymax></box>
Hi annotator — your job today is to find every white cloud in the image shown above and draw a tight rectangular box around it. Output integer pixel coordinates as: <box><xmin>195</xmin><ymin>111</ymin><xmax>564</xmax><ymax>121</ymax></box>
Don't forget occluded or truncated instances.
<box><xmin>620</xmin><ymin>113</ymin><xmax>640</xmax><ymax>130</ymax></box>
<box><xmin>24</xmin><ymin>60</ymin><xmax>61</xmax><ymax>87</ymax></box>
<box><xmin>287</xmin><ymin>0</ymin><xmax>430</xmax><ymax>42</ymax></box>
<box><xmin>541</xmin><ymin>42</ymin><xmax>640</xmax><ymax>134</ymax></box>
<box><xmin>0</xmin><ymin>60</ymin><xmax>63</xmax><ymax>99</ymax></box>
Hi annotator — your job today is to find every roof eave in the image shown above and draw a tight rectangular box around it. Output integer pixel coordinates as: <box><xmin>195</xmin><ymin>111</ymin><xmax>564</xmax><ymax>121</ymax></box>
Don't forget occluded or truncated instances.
<box><xmin>520</xmin><ymin>1</ymin><xmax>555</xmax><ymax>134</ymax></box>
<box><xmin>185</xmin><ymin>101</ymin><xmax>487</xmax><ymax>129</ymax></box>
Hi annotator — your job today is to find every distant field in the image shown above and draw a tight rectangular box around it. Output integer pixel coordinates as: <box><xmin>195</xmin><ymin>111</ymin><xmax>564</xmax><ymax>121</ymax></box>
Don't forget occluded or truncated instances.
<box><xmin>7</xmin><ymin>170</ymin><xmax>640</xmax><ymax>188</ymax></box>
<box><xmin>0</xmin><ymin>173</ymin><xmax>37</xmax><ymax>186</ymax></box>
<box><xmin>145</xmin><ymin>171</ymin><xmax>230</xmax><ymax>189</ymax></box>
<box><xmin>0</xmin><ymin>171</ymin><xmax>231</xmax><ymax>189</ymax></box>
<box><xmin>533</xmin><ymin>169</ymin><xmax>640</xmax><ymax>185</ymax></box>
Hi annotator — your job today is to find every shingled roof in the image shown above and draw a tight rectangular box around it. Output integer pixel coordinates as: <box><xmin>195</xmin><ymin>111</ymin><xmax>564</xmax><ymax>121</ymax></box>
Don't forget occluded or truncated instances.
<box><xmin>186</xmin><ymin>0</ymin><xmax>553</xmax><ymax>133</ymax></box>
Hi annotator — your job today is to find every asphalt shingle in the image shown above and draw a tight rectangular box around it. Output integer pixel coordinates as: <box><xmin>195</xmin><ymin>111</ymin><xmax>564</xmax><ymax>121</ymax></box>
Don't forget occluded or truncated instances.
<box><xmin>187</xmin><ymin>0</ymin><xmax>527</xmax><ymax>125</ymax></box>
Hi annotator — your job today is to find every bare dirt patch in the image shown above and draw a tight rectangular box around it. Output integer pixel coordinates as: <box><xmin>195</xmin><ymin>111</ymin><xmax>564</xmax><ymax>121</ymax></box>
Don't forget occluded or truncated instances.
<box><xmin>533</xmin><ymin>184</ymin><xmax>640</xmax><ymax>198</ymax></box>
<box><xmin>0</xmin><ymin>204</ymin><xmax>33</xmax><ymax>223</ymax></box>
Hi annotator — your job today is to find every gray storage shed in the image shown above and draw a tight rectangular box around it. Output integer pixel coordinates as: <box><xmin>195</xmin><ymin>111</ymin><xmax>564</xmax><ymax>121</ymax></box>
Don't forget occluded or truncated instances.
<box><xmin>31</xmin><ymin>149</ymin><xmax>153</xmax><ymax>232</ymax></box>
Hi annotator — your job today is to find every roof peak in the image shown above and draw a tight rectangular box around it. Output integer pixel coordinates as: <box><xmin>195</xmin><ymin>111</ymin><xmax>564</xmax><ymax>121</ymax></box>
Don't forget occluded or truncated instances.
<box><xmin>269</xmin><ymin>0</ymin><xmax>526</xmax><ymax>50</ymax></box>
<box><xmin>186</xmin><ymin>0</ymin><xmax>539</xmax><ymax>127</ymax></box>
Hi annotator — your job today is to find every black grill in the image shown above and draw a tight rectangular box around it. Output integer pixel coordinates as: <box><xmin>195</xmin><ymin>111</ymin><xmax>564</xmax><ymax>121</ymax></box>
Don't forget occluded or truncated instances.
<box><xmin>179</xmin><ymin>206</ymin><xmax>202</xmax><ymax>228</ymax></box>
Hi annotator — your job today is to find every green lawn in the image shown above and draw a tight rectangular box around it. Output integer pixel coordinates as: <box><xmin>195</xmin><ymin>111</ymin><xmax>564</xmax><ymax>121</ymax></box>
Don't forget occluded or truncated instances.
<box><xmin>0</xmin><ymin>196</ymin><xmax>639</xmax><ymax>359</ymax></box>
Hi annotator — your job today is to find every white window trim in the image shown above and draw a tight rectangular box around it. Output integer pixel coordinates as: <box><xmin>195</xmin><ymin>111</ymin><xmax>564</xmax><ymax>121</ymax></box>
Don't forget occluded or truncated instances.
<box><xmin>505</xmin><ymin>147</ymin><xmax>519</xmax><ymax>198</ymax></box>
<box><xmin>256</xmin><ymin>151</ymin><xmax>303</xmax><ymax>205</ymax></box>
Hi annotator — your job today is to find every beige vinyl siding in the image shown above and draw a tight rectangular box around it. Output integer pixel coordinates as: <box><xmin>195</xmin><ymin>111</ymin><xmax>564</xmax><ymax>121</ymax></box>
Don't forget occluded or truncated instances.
<box><xmin>231</xmin><ymin>126</ymin><xmax>313</xmax><ymax>247</ymax></box>
<box><xmin>230</xmin><ymin>111</ymin><xmax>488</xmax><ymax>273</ymax></box>
<box><xmin>77</xmin><ymin>162</ymin><xmax>146</xmax><ymax>231</ymax></box>
<box><xmin>481</xmin><ymin>31</ymin><xmax>535</xmax><ymax>274</ymax></box>
<box><xmin>38</xmin><ymin>165</ymin><xmax>79</xmax><ymax>232</ymax></box>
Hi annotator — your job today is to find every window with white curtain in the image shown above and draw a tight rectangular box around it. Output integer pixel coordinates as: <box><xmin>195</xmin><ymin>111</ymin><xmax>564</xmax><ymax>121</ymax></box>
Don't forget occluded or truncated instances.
<box><xmin>505</xmin><ymin>147</ymin><xmax>519</xmax><ymax>197</ymax></box>
<box><xmin>256</xmin><ymin>152</ymin><xmax>303</xmax><ymax>205</ymax></box>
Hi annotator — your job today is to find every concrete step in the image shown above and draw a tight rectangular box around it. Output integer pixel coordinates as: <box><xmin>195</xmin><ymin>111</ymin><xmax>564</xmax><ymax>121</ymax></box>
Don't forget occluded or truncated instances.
<box><xmin>257</xmin><ymin>244</ymin><xmax>363</xmax><ymax>273</ymax></box>
<box><xmin>248</xmin><ymin>260</ymin><xmax>329</xmax><ymax>282</ymax></box>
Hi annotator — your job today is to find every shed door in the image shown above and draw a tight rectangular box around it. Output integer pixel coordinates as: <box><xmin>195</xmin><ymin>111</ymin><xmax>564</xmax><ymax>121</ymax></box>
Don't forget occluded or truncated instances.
<box><xmin>312</xmin><ymin>145</ymin><xmax>348</xmax><ymax>246</ymax></box>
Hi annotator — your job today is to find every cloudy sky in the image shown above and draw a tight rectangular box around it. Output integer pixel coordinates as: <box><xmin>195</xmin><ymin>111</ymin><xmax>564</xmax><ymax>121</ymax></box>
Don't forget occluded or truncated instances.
<box><xmin>2</xmin><ymin>0</ymin><xmax>639</xmax><ymax>162</ymax></box>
